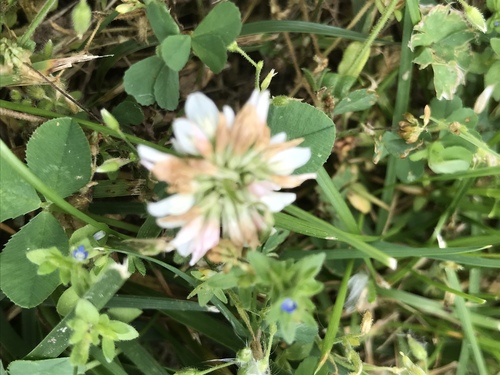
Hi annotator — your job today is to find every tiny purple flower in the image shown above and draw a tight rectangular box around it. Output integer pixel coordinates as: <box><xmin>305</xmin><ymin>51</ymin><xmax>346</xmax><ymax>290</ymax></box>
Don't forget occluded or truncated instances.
<box><xmin>72</xmin><ymin>245</ymin><xmax>88</xmax><ymax>261</ymax></box>
<box><xmin>281</xmin><ymin>298</ymin><xmax>297</xmax><ymax>314</ymax></box>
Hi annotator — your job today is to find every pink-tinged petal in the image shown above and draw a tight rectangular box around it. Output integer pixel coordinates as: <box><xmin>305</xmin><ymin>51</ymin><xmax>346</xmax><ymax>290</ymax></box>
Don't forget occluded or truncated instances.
<box><xmin>137</xmin><ymin>144</ymin><xmax>171</xmax><ymax>170</ymax></box>
<box><xmin>247</xmin><ymin>90</ymin><xmax>270</xmax><ymax>124</ymax></box>
<box><xmin>270</xmin><ymin>132</ymin><xmax>287</xmax><ymax>144</ymax></box>
<box><xmin>171</xmin><ymin>217</ymin><xmax>204</xmax><ymax>256</ymax></box>
<box><xmin>223</xmin><ymin>105</ymin><xmax>235</xmax><ymax>128</ymax></box>
<box><xmin>185</xmin><ymin>92</ymin><xmax>219</xmax><ymax>138</ymax></box>
<box><xmin>271</xmin><ymin>173</ymin><xmax>316</xmax><ymax>189</ymax></box>
<box><xmin>269</xmin><ymin>147</ymin><xmax>311</xmax><ymax>175</ymax></box>
<box><xmin>189</xmin><ymin>221</ymin><xmax>220</xmax><ymax>265</ymax></box>
<box><xmin>147</xmin><ymin>194</ymin><xmax>195</xmax><ymax>217</ymax></box>
<box><xmin>247</xmin><ymin>181</ymin><xmax>280</xmax><ymax>197</ymax></box>
<box><xmin>260</xmin><ymin>192</ymin><xmax>296</xmax><ymax>212</ymax></box>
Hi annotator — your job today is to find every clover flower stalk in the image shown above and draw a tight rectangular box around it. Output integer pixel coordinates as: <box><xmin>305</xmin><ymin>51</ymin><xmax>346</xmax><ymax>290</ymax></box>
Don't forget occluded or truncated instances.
<box><xmin>138</xmin><ymin>90</ymin><xmax>315</xmax><ymax>265</ymax></box>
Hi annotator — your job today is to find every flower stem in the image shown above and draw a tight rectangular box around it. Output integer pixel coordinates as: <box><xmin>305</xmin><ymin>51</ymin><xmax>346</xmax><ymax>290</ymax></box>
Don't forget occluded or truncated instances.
<box><xmin>18</xmin><ymin>0</ymin><xmax>58</xmax><ymax>47</ymax></box>
<box><xmin>315</xmin><ymin>259</ymin><xmax>354</xmax><ymax>374</ymax></box>
<box><xmin>345</xmin><ymin>0</ymin><xmax>400</xmax><ymax>77</ymax></box>
<box><xmin>0</xmin><ymin>140</ymin><xmax>128</xmax><ymax>239</ymax></box>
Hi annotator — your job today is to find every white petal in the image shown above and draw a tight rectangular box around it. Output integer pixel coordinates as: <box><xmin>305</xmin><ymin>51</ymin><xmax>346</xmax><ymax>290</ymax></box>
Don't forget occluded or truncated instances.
<box><xmin>270</xmin><ymin>132</ymin><xmax>287</xmax><ymax>144</ymax></box>
<box><xmin>269</xmin><ymin>147</ymin><xmax>311</xmax><ymax>175</ymax></box>
<box><xmin>172</xmin><ymin>118</ymin><xmax>209</xmax><ymax>155</ymax></box>
<box><xmin>223</xmin><ymin>105</ymin><xmax>235</xmax><ymax>128</ymax></box>
<box><xmin>247</xmin><ymin>90</ymin><xmax>270</xmax><ymax>124</ymax></box>
<box><xmin>156</xmin><ymin>218</ymin><xmax>186</xmax><ymax>229</ymax></box>
<box><xmin>260</xmin><ymin>192</ymin><xmax>296</xmax><ymax>212</ymax></box>
<box><xmin>137</xmin><ymin>145</ymin><xmax>170</xmax><ymax>170</ymax></box>
<box><xmin>185</xmin><ymin>92</ymin><xmax>219</xmax><ymax>138</ymax></box>
<box><xmin>147</xmin><ymin>194</ymin><xmax>195</xmax><ymax>217</ymax></box>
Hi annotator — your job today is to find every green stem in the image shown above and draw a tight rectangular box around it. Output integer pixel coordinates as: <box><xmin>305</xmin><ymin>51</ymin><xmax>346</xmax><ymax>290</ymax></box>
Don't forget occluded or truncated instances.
<box><xmin>345</xmin><ymin>0</ymin><xmax>400</xmax><ymax>77</ymax></box>
<box><xmin>317</xmin><ymin>167</ymin><xmax>359</xmax><ymax>234</ymax></box>
<box><xmin>0</xmin><ymin>100</ymin><xmax>169</xmax><ymax>153</ymax></box>
<box><xmin>18</xmin><ymin>0</ymin><xmax>58</xmax><ymax>47</ymax></box>
<box><xmin>0</xmin><ymin>140</ymin><xmax>127</xmax><ymax>239</ymax></box>
<box><xmin>376</xmin><ymin>3</ymin><xmax>414</xmax><ymax>234</ymax></box>
<box><xmin>315</xmin><ymin>259</ymin><xmax>354</xmax><ymax>374</ymax></box>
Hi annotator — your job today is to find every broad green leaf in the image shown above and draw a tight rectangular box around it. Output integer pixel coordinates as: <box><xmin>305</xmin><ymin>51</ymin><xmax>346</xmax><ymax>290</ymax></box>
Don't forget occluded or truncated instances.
<box><xmin>193</xmin><ymin>2</ymin><xmax>241</xmax><ymax>46</ymax></box>
<box><xmin>124</xmin><ymin>56</ymin><xmax>165</xmax><ymax>106</ymax></box>
<box><xmin>145</xmin><ymin>0</ymin><xmax>179</xmax><ymax>41</ymax></box>
<box><xmin>410</xmin><ymin>5</ymin><xmax>475</xmax><ymax>100</ymax></box>
<box><xmin>7</xmin><ymin>358</ymin><xmax>76</xmax><ymax>375</ymax></box>
<box><xmin>0</xmin><ymin>212</ymin><xmax>68</xmax><ymax>308</ymax></box>
<box><xmin>333</xmin><ymin>89</ymin><xmax>378</xmax><ymax>115</ymax></box>
<box><xmin>0</xmin><ymin>157</ymin><xmax>41</xmax><ymax>221</ymax></box>
<box><xmin>428</xmin><ymin>142</ymin><xmax>473</xmax><ymax>174</ymax></box>
<box><xmin>160</xmin><ymin>34</ymin><xmax>191</xmax><ymax>71</ymax></box>
<box><xmin>112</xmin><ymin>97</ymin><xmax>144</xmax><ymax>126</ymax></box>
<box><xmin>268</xmin><ymin>97</ymin><xmax>336</xmax><ymax>174</ymax></box>
<box><xmin>432</xmin><ymin>62</ymin><xmax>466</xmax><ymax>100</ymax></box>
<box><xmin>153</xmin><ymin>64</ymin><xmax>179</xmax><ymax>110</ymax></box>
<box><xmin>395</xmin><ymin>157</ymin><xmax>425</xmax><ymax>183</ymax></box>
<box><xmin>26</xmin><ymin>118</ymin><xmax>91</xmax><ymax>198</ymax></box>
<box><xmin>191</xmin><ymin>33</ymin><xmax>227</xmax><ymax>73</ymax></box>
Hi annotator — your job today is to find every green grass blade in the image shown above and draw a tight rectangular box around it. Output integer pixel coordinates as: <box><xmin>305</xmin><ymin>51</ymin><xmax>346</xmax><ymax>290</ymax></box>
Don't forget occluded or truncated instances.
<box><xmin>445</xmin><ymin>268</ymin><xmax>488</xmax><ymax>375</ymax></box>
<box><xmin>376</xmin><ymin>4</ymin><xmax>415</xmax><ymax>234</ymax></box>
<box><xmin>117</xmin><ymin>340</ymin><xmax>171</xmax><ymax>375</ymax></box>
<box><xmin>241</xmin><ymin>20</ymin><xmax>393</xmax><ymax>44</ymax></box>
<box><xmin>106</xmin><ymin>296</ymin><xmax>212</xmax><ymax>312</ymax></box>
<box><xmin>316</xmin><ymin>167</ymin><xmax>360</xmax><ymax>234</ymax></box>
<box><xmin>316</xmin><ymin>259</ymin><xmax>354</xmax><ymax>374</ymax></box>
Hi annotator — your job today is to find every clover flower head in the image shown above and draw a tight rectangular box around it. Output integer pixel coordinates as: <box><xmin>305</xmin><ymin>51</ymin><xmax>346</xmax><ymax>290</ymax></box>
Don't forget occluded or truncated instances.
<box><xmin>138</xmin><ymin>90</ymin><xmax>316</xmax><ymax>265</ymax></box>
<box><xmin>280</xmin><ymin>298</ymin><xmax>297</xmax><ymax>314</ymax></box>
<box><xmin>72</xmin><ymin>245</ymin><xmax>88</xmax><ymax>262</ymax></box>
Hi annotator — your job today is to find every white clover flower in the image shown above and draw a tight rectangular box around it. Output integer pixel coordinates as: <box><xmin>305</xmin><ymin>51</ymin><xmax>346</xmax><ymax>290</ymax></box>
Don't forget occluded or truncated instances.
<box><xmin>138</xmin><ymin>90</ymin><xmax>315</xmax><ymax>265</ymax></box>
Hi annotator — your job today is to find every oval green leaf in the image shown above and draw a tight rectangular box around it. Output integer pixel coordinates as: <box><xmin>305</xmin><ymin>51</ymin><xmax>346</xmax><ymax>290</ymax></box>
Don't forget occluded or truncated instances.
<box><xmin>191</xmin><ymin>34</ymin><xmax>227</xmax><ymax>73</ymax></box>
<box><xmin>160</xmin><ymin>34</ymin><xmax>191</xmax><ymax>71</ymax></box>
<box><xmin>268</xmin><ymin>97</ymin><xmax>336</xmax><ymax>174</ymax></box>
<box><xmin>124</xmin><ymin>56</ymin><xmax>165</xmax><ymax>106</ymax></box>
<box><xmin>0</xmin><ymin>157</ymin><xmax>41</xmax><ymax>221</ymax></box>
<box><xmin>0</xmin><ymin>212</ymin><xmax>68</xmax><ymax>308</ymax></box>
<box><xmin>154</xmin><ymin>64</ymin><xmax>179</xmax><ymax>110</ymax></box>
<box><xmin>26</xmin><ymin>117</ymin><xmax>91</xmax><ymax>198</ymax></box>
<box><xmin>193</xmin><ymin>2</ymin><xmax>241</xmax><ymax>46</ymax></box>
<box><xmin>145</xmin><ymin>0</ymin><xmax>179</xmax><ymax>41</ymax></box>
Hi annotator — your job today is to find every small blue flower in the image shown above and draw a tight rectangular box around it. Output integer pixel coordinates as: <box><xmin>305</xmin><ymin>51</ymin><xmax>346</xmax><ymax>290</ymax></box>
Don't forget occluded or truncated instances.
<box><xmin>495</xmin><ymin>21</ymin><xmax>500</xmax><ymax>27</ymax></box>
<box><xmin>72</xmin><ymin>245</ymin><xmax>88</xmax><ymax>261</ymax></box>
<box><xmin>281</xmin><ymin>298</ymin><xmax>297</xmax><ymax>314</ymax></box>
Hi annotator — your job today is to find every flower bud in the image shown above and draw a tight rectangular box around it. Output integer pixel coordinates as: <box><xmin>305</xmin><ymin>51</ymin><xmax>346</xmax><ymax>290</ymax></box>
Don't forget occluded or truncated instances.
<box><xmin>95</xmin><ymin>158</ymin><xmax>129</xmax><ymax>173</ymax></box>
<box><xmin>260</xmin><ymin>69</ymin><xmax>277</xmax><ymax>91</ymax></box>
<box><xmin>100</xmin><ymin>108</ymin><xmax>120</xmax><ymax>131</ymax></box>
<box><xmin>72</xmin><ymin>0</ymin><xmax>92</xmax><ymax>39</ymax></box>
<box><xmin>461</xmin><ymin>2</ymin><xmax>487</xmax><ymax>33</ymax></box>
<box><xmin>474</xmin><ymin>85</ymin><xmax>495</xmax><ymax>113</ymax></box>
<box><xmin>407</xmin><ymin>334</ymin><xmax>428</xmax><ymax>361</ymax></box>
